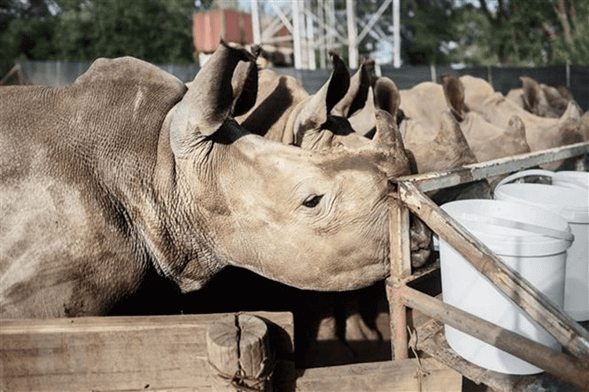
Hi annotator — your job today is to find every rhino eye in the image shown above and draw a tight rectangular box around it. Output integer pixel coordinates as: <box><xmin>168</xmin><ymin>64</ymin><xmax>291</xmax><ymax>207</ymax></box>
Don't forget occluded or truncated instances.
<box><xmin>303</xmin><ymin>195</ymin><xmax>323</xmax><ymax>208</ymax></box>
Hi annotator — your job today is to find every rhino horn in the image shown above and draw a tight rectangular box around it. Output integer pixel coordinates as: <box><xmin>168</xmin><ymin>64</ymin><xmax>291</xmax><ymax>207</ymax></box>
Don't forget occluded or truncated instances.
<box><xmin>231</xmin><ymin>45</ymin><xmax>260</xmax><ymax>117</ymax></box>
<box><xmin>170</xmin><ymin>41</ymin><xmax>254</xmax><ymax>156</ymax></box>
<box><xmin>506</xmin><ymin>114</ymin><xmax>526</xmax><ymax>138</ymax></box>
<box><xmin>332</xmin><ymin>57</ymin><xmax>371</xmax><ymax>118</ymax></box>
<box><xmin>370</xmin><ymin>109</ymin><xmax>410</xmax><ymax>177</ymax></box>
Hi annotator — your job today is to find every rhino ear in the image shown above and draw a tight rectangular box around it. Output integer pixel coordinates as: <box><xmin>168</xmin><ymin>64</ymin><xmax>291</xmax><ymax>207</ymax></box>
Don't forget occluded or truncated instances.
<box><xmin>374</xmin><ymin>76</ymin><xmax>400</xmax><ymax>120</ymax></box>
<box><xmin>348</xmin><ymin>86</ymin><xmax>377</xmax><ymax>136</ymax></box>
<box><xmin>441</xmin><ymin>75</ymin><xmax>465</xmax><ymax>122</ymax></box>
<box><xmin>332</xmin><ymin>57</ymin><xmax>371</xmax><ymax>118</ymax></box>
<box><xmin>299</xmin><ymin>51</ymin><xmax>350</xmax><ymax>125</ymax></box>
<box><xmin>231</xmin><ymin>45</ymin><xmax>260</xmax><ymax>117</ymax></box>
<box><xmin>170</xmin><ymin>41</ymin><xmax>254</xmax><ymax>157</ymax></box>
<box><xmin>287</xmin><ymin>51</ymin><xmax>350</xmax><ymax>145</ymax></box>
<box><xmin>520</xmin><ymin>76</ymin><xmax>541</xmax><ymax>114</ymax></box>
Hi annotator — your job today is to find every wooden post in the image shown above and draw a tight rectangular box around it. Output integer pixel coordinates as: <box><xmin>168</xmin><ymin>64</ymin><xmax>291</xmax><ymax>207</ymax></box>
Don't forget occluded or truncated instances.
<box><xmin>395</xmin><ymin>285</ymin><xmax>589</xmax><ymax>391</ymax></box>
<box><xmin>387</xmin><ymin>198</ymin><xmax>412</xmax><ymax>360</ymax></box>
<box><xmin>207</xmin><ymin>314</ymin><xmax>273</xmax><ymax>392</ymax></box>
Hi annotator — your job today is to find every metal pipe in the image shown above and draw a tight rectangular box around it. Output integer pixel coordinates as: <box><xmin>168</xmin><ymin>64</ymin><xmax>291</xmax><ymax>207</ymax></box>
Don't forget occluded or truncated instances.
<box><xmin>346</xmin><ymin>0</ymin><xmax>358</xmax><ymax>69</ymax></box>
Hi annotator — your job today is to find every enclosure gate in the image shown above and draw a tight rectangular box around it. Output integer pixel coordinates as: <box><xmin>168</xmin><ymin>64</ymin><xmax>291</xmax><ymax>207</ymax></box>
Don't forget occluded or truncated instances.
<box><xmin>385</xmin><ymin>141</ymin><xmax>589</xmax><ymax>391</ymax></box>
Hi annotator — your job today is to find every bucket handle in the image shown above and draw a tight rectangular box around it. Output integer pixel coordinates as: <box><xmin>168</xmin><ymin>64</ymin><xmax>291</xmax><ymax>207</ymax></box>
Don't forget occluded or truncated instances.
<box><xmin>495</xmin><ymin>169</ymin><xmax>557</xmax><ymax>189</ymax></box>
<box><xmin>496</xmin><ymin>169</ymin><xmax>587</xmax><ymax>191</ymax></box>
<box><xmin>432</xmin><ymin>211</ymin><xmax>574</xmax><ymax>251</ymax></box>
<box><xmin>457</xmin><ymin>212</ymin><xmax>575</xmax><ymax>243</ymax></box>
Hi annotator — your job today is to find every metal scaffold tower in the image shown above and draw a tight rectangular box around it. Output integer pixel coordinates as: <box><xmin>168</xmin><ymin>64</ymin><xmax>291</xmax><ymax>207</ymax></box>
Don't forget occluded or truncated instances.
<box><xmin>250</xmin><ymin>0</ymin><xmax>401</xmax><ymax>70</ymax></box>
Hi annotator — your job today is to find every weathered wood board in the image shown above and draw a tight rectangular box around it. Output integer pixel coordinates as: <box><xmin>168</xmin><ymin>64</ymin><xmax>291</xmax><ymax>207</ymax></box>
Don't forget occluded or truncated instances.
<box><xmin>295</xmin><ymin>358</ymin><xmax>462</xmax><ymax>392</ymax></box>
<box><xmin>416</xmin><ymin>318</ymin><xmax>588</xmax><ymax>392</ymax></box>
<box><xmin>0</xmin><ymin>312</ymin><xmax>293</xmax><ymax>392</ymax></box>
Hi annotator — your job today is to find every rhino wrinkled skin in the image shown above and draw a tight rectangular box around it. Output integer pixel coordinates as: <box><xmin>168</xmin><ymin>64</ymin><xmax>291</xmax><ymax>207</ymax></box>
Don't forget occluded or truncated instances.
<box><xmin>0</xmin><ymin>43</ymin><xmax>394</xmax><ymax>319</ymax></box>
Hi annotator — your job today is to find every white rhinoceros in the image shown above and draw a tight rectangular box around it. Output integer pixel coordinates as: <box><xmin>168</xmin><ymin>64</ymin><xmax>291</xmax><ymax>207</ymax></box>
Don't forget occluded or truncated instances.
<box><xmin>0</xmin><ymin>42</ymin><xmax>399</xmax><ymax>319</ymax></box>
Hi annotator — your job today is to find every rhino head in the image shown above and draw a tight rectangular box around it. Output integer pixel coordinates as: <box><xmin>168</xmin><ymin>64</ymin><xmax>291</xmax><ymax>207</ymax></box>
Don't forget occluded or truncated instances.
<box><xmin>149</xmin><ymin>42</ymin><xmax>400</xmax><ymax>293</ymax></box>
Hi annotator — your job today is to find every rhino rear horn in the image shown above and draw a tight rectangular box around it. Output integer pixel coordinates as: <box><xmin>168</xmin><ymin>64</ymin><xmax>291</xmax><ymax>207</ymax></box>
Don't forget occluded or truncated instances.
<box><xmin>170</xmin><ymin>41</ymin><xmax>254</xmax><ymax>156</ymax></box>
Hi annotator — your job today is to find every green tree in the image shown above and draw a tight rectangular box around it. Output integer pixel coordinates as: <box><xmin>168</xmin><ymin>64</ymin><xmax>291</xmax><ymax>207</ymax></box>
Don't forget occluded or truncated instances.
<box><xmin>53</xmin><ymin>0</ymin><xmax>195</xmax><ymax>64</ymax></box>
<box><xmin>0</xmin><ymin>0</ymin><xmax>57</xmax><ymax>73</ymax></box>
<box><xmin>401</xmin><ymin>0</ymin><xmax>456</xmax><ymax>65</ymax></box>
<box><xmin>450</xmin><ymin>0</ymin><xmax>589</xmax><ymax>65</ymax></box>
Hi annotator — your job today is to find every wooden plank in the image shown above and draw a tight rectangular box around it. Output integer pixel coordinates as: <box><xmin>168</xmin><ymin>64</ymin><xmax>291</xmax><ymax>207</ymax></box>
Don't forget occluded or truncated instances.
<box><xmin>295</xmin><ymin>358</ymin><xmax>462</xmax><ymax>392</ymax></box>
<box><xmin>0</xmin><ymin>312</ymin><xmax>293</xmax><ymax>392</ymax></box>
<box><xmin>396</xmin><ymin>141</ymin><xmax>589</xmax><ymax>193</ymax></box>
<box><xmin>397</xmin><ymin>180</ymin><xmax>589</xmax><ymax>359</ymax></box>
<box><xmin>387</xmin><ymin>200</ymin><xmax>412</xmax><ymax>360</ymax></box>
<box><xmin>394</xmin><ymin>285</ymin><xmax>589</xmax><ymax>391</ymax></box>
<box><xmin>415</xmin><ymin>318</ymin><xmax>587</xmax><ymax>392</ymax></box>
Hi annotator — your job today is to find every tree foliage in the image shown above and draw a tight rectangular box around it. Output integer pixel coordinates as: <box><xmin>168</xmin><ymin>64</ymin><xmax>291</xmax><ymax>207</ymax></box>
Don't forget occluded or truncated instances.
<box><xmin>450</xmin><ymin>0</ymin><xmax>589</xmax><ymax>65</ymax></box>
<box><xmin>1</xmin><ymin>0</ymin><xmax>588</xmax><ymax>71</ymax></box>
<box><xmin>1</xmin><ymin>0</ymin><xmax>196</xmax><ymax>68</ymax></box>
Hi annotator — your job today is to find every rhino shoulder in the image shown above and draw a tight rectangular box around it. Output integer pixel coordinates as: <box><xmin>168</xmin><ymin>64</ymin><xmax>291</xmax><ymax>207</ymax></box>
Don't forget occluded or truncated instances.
<box><xmin>74</xmin><ymin>56</ymin><xmax>187</xmax><ymax>103</ymax></box>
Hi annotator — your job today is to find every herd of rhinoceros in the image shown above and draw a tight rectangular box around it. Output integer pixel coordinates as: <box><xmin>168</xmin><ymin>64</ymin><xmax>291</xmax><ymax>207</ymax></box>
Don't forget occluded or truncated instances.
<box><xmin>1</xmin><ymin>42</ymin><xmax>588</xmax><ymax>368</ymax></box>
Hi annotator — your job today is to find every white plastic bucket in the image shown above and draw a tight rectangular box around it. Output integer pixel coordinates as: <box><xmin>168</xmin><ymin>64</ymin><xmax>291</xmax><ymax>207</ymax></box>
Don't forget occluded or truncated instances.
<box><xmin>495</xmin><ymin>170</ymin><xmax>589</xmax><ymax>321</ymax></box>
<box><xmin>440</xmin><ymin>199</ymin><xmax>573</xmax><ymax>375</ymax></box>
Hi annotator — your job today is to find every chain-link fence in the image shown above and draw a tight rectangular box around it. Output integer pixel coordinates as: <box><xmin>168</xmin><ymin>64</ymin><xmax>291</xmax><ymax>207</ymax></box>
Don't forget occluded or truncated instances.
<box><xmin>17</xmin><ymin>60</ymin><xmax>589</xmax><ymax>111</ymax></box>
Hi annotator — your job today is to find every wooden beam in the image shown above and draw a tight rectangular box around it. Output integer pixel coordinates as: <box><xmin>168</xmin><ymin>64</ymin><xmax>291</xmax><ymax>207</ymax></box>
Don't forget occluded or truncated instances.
<box><xmin>396</xmin><ymin>181</ymin><xmax>589</xmax><ymax>358</ymax></box>
<box><xmin>295</xmin><ymin>358</ymin><xmax>462</xmax><ymax>392</ymax></box>
<box><xmin>386</xmin><ymin>200</ymin><xmax>412</xmax><ymax>360</ymax></box>
<box><xmin>394</xmin><ymin>285</ymin><xmax>589</xmax><ymax>391</ymax></box>
<box><xmin>396</xmin><ymin>142</ymin><xmax>589</xmax><ymax>193</ymax></box>
<box><xmin>0</xmin><ymin>312</ymin><xmax>293</xmax><ymax>392</ymax></box>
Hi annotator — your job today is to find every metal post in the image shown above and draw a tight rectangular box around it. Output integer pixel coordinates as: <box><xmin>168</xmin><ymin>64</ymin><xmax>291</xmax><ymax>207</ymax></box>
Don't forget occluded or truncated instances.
<box><xmin>318</xmin><ymin>0</ymin><xmax>326</xmax><ymax>69</ymax></box>
<box><xmin>306</xmin><ymin>4</ymin><xmax>316</xmax><ymax>70</ymax></box>
<box><xmin>346</xmin><ymin>0</ymin><xmax>358</xmax><ymax>69</ymax></box>
<box><xmin>292</xmin><ymin>1</ymin><xmax>302</xmax><ymax>69</ymax></box>
<box><xmin>327</xmin><ymin>0</ymin><xmax>335</xmax><ymax>52</ymax></box>
<box><xmin>251</xmin><ymin>0</ymin><xmax>261</xmax><ymax>45</ymax></box>
<box><xmin>393</xmin><ymin>0</ymin><xmax>401</xmax><ymax>68</ymax></box>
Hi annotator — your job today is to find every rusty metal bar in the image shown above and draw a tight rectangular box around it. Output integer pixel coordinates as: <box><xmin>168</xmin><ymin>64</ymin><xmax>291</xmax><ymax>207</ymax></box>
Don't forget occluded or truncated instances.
<box><xmin>386</xmin><ymin>200</ymin><xmax>412</xmax><ymax>360</ymax></box>
<box><xmin>390</xmin><ymin>284</ymin><xmax>589</xmax><ymax>391</ymax></box>
<box><xmin>397</xmin><ymin>180</ymin><xmax>589</xmax><ymax>358</ymax></box>
<box><xmin>397</xmin><ymin>141</ymin><xmax>588</xmax><ymax>193</ymax></box>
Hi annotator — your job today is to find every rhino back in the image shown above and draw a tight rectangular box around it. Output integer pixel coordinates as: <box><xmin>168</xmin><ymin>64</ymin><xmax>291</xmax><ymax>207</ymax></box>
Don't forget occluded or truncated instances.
<box><xmin>0</xmin><ymin>58</ymin><xmax>186</xmax><ymax>318</ymax></box>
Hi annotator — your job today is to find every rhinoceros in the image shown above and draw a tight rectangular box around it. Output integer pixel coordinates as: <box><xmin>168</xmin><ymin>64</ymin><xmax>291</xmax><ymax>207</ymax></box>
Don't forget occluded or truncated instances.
<box><xmin>232</xmin><ymin>56</ymin><xmax>433</xmax><ymax>367</ymax></box>
<box><xmin>0</xmin><ymin>42</ymin><xmax>399</xmax><ymax>319</ymax></box>
<box><xmin>369</xmin><ymin>77</ymin><xmax>492</xmax><ymax>204</ymax></box>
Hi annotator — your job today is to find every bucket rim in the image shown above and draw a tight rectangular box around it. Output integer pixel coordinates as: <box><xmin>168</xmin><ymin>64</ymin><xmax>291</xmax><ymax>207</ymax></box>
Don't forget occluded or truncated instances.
<box><xmin>494</xmin><ymin>183</ymin><xmax>589</xmax><ymax>223</ymax></box>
